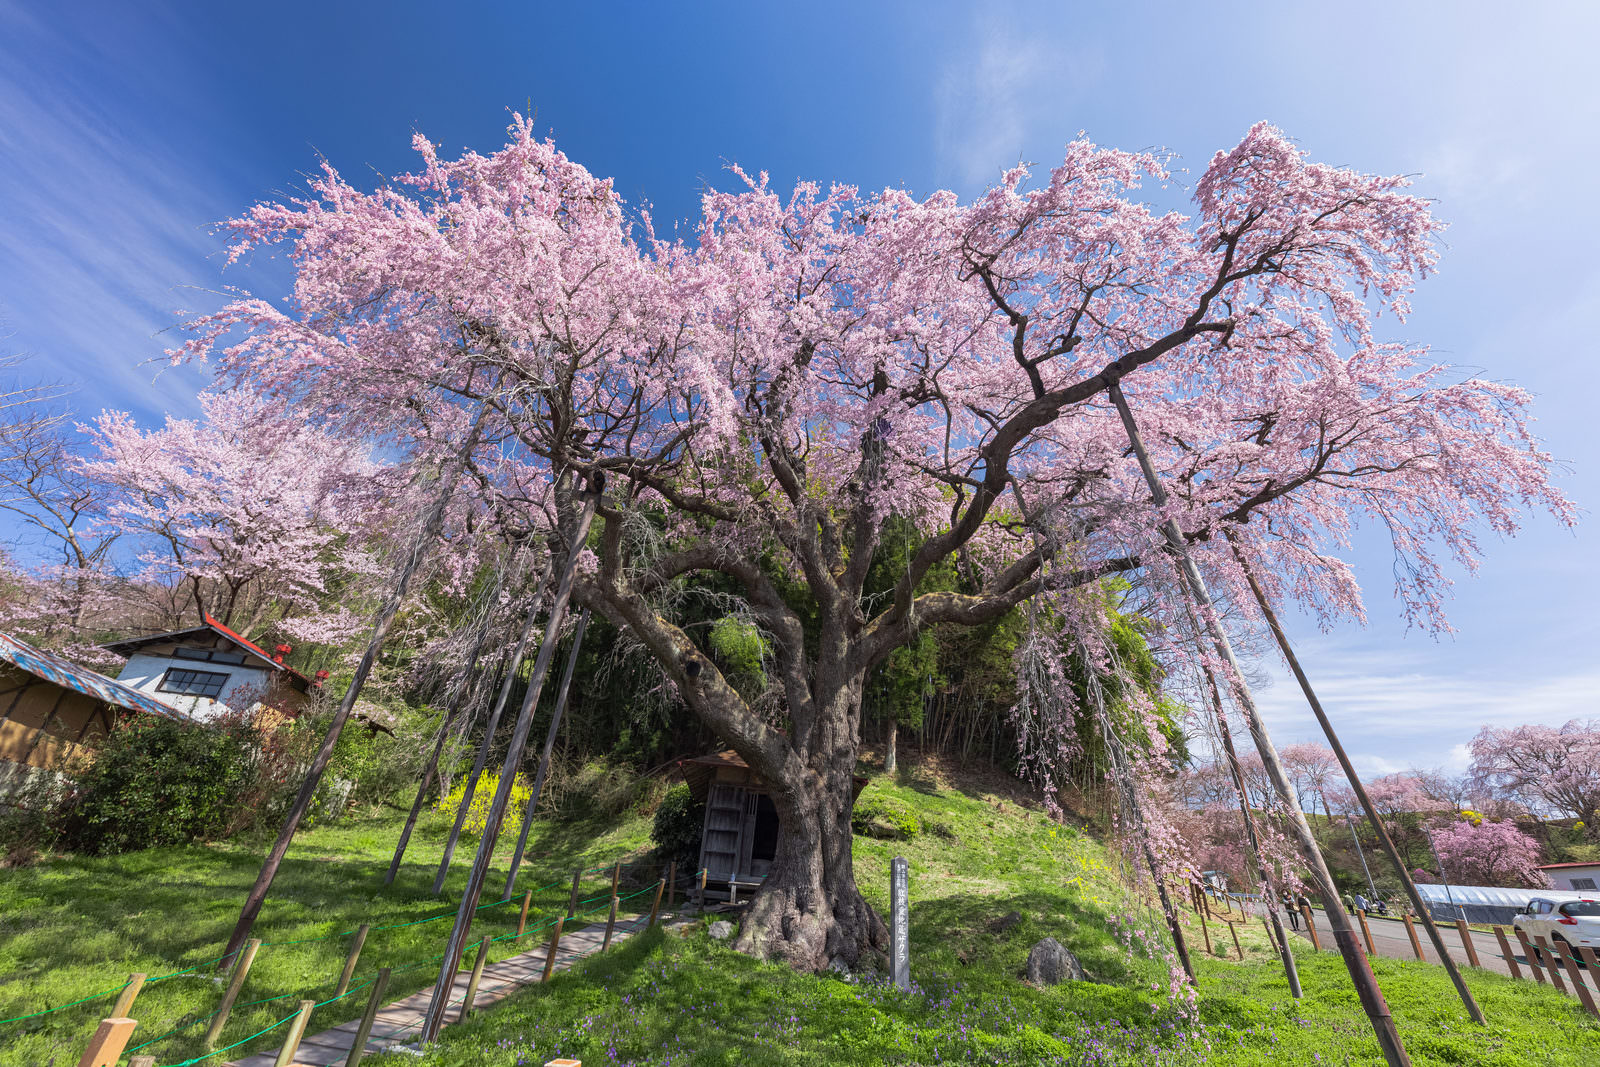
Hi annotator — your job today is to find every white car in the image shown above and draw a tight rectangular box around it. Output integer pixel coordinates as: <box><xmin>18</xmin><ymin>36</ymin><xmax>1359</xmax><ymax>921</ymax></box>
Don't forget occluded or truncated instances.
<box><xmin>1512</xmin><ymin>897</ymin><xmax>1600</xmax><ymax>963</ymax></box>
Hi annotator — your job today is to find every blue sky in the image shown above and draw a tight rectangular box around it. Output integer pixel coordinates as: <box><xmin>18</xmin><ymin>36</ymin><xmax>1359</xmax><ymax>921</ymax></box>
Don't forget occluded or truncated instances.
<box><xmin>2</xmin><ymin>0</ymin><xmax>1596</xmax><ymax>773</ymax></box>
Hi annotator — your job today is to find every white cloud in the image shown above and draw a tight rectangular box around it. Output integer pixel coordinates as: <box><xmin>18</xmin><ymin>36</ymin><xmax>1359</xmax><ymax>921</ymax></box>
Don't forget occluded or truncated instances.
<box><xmin>933</xmin><ymin>16</ymin><xmax>1056</xmax><ymax>189</ymax></box>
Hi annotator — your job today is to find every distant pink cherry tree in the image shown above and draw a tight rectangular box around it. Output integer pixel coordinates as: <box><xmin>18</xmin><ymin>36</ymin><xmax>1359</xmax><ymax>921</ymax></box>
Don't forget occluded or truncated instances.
<box><xmin>1428</xmin><ymin>817</ymin><xmax>1549</xmax><ymax>888</ymax></box>
<box><xmin>82</xmin><ymin>391</ymin><xmax>391</xmax><ymax>640</ymax></box>
<box><xmin>1469</xmin><ymin>720</ymin><xmax>1600</xmax><ymax>839</ymax></box>
<box><xmin>175</xmin><ymin>118</ymin><xmax>1569</xmax><ymax>971</ymax></box>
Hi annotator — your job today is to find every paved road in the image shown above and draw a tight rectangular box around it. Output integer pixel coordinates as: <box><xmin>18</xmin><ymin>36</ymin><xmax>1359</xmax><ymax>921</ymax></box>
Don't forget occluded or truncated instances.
<box><xmin>1284</xmin><ymin>907</ymin><xmax>1600</xmax><ymax>998</ymax></box>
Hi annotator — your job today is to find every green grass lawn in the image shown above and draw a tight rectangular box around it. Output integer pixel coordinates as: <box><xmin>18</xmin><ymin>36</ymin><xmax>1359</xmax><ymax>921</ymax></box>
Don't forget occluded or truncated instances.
<box><xmin>2</xmin><ymin>761</ymin><xmax>1597</xmax><ymax>1066</ymax></box>
<box><xmin>0</xmin><ymin>800</ymin><xmax>656</xmax><ymax>1066</ymax></box>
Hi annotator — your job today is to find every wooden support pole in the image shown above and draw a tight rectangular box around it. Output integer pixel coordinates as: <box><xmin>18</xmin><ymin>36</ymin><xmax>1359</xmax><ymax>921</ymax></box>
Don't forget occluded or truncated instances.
<box><xmin>1357</xmin><ymin>910</ymin><xmax>1376</xmax><ymax>956</ymax></box>
<box><xmin>460</xmin><ymin>938</ymin><xmax>491</xmax><ymax>1021</ymax></box>
<box><xmin>112</xmin><ymin>973</ymin><xmax>147</xmax><ymax>1018</ymax></box>
<box><xmin>1492</xmin><ymin>927</ymin><xmax>1523</xmax><ymax>980</ymax></box>
<box><xmin>1196</xmin><ymin>896</ymin><xmax>1213</xmax><ymax>956</ymax></box>
<box><xmin>222</xmin><ymin>414</ymin><xmax>485</xmax><ymax>967</ymax></box>
<box><xmin>648</xmin><ymin>878</ymin><xmax>666</xmax><ymax>927</ymax></box>
<box><xmin>336</xmin><ymin>923</ymin><xmax>370</xmax><ymax>997</ymax></box>
<box><xmin>602</xmin><ymin>895</ymin><xmax>619</xmax><ymax>951</ymax></box>
<box><xmin>611</xmin><ymin>861</ymin><xmax>621</xmax><ymax>899</ymax></box>
<box><xmin>77</xmin><ymin>1017</ymin><xmax>137</xmax><ymax>1067</ymax></box>
<box><xmin>1555</xmin><ymin>940</ymin><xmax>1598</xmax><ymax>1016</ymax></box>
<box><xmin>566</xmin><ymin>869</ymin><xmax>582</xmax><ymax>919</ymax></box>
<box><xmin>419</xmin><ymin>481</ymin><xmax>599</xmax><ymax>1046</ymax></box>
<box><xmin>1515</xmin><ymin>928</ymin><xmax>1547</xmax><ymax>984</ymax></box>
<box><xmin>205</xmin><ymin>937</ymin><xmax>262</xmax><ymax>1046</ymax></box>
<box><xmin>1403</xmin><ymin>915</ymin><xmax>1425</xmax><ymax>960</ymax></box>
<box><xmin>1302</xmin><ymin>904</ymin><xmax>1321</xmax><ymax>950</ymax></box>
<box><xmin>698</xmin><ymin>867</ymin><xmax>708</xmax><ymax>905</ymax></box>
<box><xmin>517</xmin><ymin>890</ymin><xmax>533</xmax><ymax>937</ymax></box>
<box><xmin>344</xmin><ymin>966</ymin><xmax>390</xmax><ymax>1067</ymax></box>
<box><xmin>1454</xmin><ymin>920</ymin><xmax>1481</xmax><ymax>968</ymax></box>
<box><xmin>666</xmin><ymin>861</ymin><xmax>677</xmax><ymax>908</ymax></box>
<box><xmin>1534</xmin><ymin>935</ymin><xmax>1567</xmax><ymax>993</ymax></box>
<box><xmin>541</xmin><ymin>917</ymin><xmax>564</xmax><ymax>982</ymax></box>
<box><xmin>1229</xmin><ymin>920</ymin><xmax>1244</xmax><ymax>960</ymax></box>
<box><xmin>272</xmin><ymin>1000</ymin><xmax>315</xmax><ymax>1067</ymax></box>
<box><xmin>1583</xmin><ymin>946</ymin><xmax>1600</xmax><ymax>974</ymax></box>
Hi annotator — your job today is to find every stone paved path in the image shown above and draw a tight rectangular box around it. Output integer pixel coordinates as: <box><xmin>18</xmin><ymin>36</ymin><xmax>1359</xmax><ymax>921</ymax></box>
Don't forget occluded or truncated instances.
<box><xmin>228</xmin><ymin>912</ymin><xmax>663</xmax><ymax>1066</ymax></box>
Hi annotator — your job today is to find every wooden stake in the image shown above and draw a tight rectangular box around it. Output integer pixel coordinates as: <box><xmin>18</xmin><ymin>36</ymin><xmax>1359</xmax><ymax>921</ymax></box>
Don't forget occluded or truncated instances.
<box><xmin>111</xmin><ymin>973</ymin><xmax>146</xmax><ymax>1018</ymax></box>
<box><xmin>611</xmin><ymin>861</ymin><xmax>621</xmax><ymax>899</ymax></box>
<box><xmin>1302</xmin><ymin>904</ymin><xmax>1321</xmax><ymax>950</ymax></box>
<box><xmin>1583</xmin><ymin>946</ymin><xmax>1600</xmax><ymax>974</ymax></box>
<box><xmin>221</xmin><ymin>413</ymin><xmax>486</xmax><ymax>966</ymax></box>
<box><xmin>1403</xmin><ymin>915</ymin><xmax>1424</xmax><ymax>960</ymax></box>
<box><xmin>566</xmin><ymin>868</ymin><xmax>582</xmax><ymax>919</ymax></box>
<box><xmin>1534</xmin><ymin>935</ymin><xmax>1568</xmax><ymax>993</ymax></box>
<box><xmin>1112</xmin><ymin>384</ymin><xmax>1406</xmax><ymax>1064</ymax></box>
<box><xmin>1555</xmin><ymin>940</ymin><xmax>1598</xmax><ymax>1016</ymax></box>
<box><xmin>344</xmin><ymin>966</ymin><xmax>390</xmax><ymax>1067</ymax></box>
<box><xmin>272</xmin><ymin>1000</ymin><xmax>315</xmax><ymax>1067</ymax></box>
<box><xmin>1229</xmin><ymin>920</ymin><xmax>1244</xmax><ymax>960</ymax></box>
<box><xmin>648</xmin><ymin>878</ymin><xmax>666</xmax><ymax>927</ymax></box>
<box><xmin>517</xmin><ymin>890</ymin><xmax>533</xmax><ymax>937</ymax></box>
<box><xmin>460</xmin><ymin>938</ymin><xmax>491</xmax><ymax>1021</ymax></box>
<box><xmin>698</xmin><ymin>867</ymin><xmax>708</xmax><ymax>905</ymax></box>
<box><xmin>602</xmin><ymin>895</ymin><xmax>619</xmax><ymax>950</ymax></box>
<box><xmin>77</xmin><ymin>1017</ymin><xmax>137</xmax><ymax>1067</ymax></box>
<box><xmin>1357</xmin><ymin>910</ymin><xmax>1376</xmax><ymax>956</ymax></box>
<box><xmin>541</xmin><ymin>916</ymin><xmax>564</xmax><ymax>982</ymax></box>
<box><xmin>666</xmin><ymin>860</ymin><xmax>677</xmax><ymax>908</ymax></box>
<box><xmin>1515</xmin><ymin>927</ymin><xmax>1547</xmax><ymax>984</ymax></box>
<box><xmin>1454</xmin><ymin>920</ymin><xmax>1481</xmax><ymax>968</ymax></box>
<box><xmin>419</xmin><ymin>480</ymin><xmax>600</xmax><ymax>1046</ymax></box>
<box><xmin>205</xmin><ymin>937</ymin><xmax>262</xmax><ymax>1046</ymax></box>
<box><xmin>336</xmin><ymin>923</ymin><xmax>370</xmax><ymax>997</ymax></box>
<box><xmin>1492</xmin><ymin>927</ymin><xmax>1522</xmax><ymax>980</ymax></box>
<box><xmin>505</xmin><ymin>608</ymin><xmax>592</xmax><ymax>897</ymax></box>
<box><xmin>1196</xmin><ymin>895</ymin><xmax>1214</xmax><ymax>956</ymax></box>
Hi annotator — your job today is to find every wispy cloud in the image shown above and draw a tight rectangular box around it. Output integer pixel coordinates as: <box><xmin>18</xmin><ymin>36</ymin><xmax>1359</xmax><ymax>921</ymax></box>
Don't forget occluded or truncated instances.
<box><xmin>0</xmin><ymin>2</ymin><xmax>227</xmax><ymax>418</ymax></box>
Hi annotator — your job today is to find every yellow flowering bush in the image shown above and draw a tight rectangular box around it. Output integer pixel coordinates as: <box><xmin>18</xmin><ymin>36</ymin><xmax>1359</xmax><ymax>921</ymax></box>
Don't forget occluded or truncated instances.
<box><xmin>434</xmin><ymin>771</ymin><xmax>532</xmax><ymax>836</ymax></box>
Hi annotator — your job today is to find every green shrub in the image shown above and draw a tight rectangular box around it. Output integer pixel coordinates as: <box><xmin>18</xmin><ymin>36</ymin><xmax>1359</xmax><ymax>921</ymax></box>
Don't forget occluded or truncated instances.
<box><xmin>851</xmin><ymin>791</ymin><xmax>920</xmax><ymax>839</ymax></box>
<box><xmin>52</xmin><ymin>715</ymin><xmax>266</xmax><ymax>855</ymax></box>
<box><xmin>651</xmin><ymin>783</ymin><xmax>705</xmax><ymax>871</ymax></box>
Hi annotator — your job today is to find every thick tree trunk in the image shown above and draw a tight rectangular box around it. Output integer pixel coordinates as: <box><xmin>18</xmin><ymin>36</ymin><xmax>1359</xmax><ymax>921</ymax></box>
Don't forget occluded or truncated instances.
<box><xmin>884</xmin><ymin>718</ymin><xmax>898</xmax><ymax>775</ymax></box>
<box><xmin>733</xmin><ymin>746</ymin><xmax>888</xmax><ymax>972</ymax></box>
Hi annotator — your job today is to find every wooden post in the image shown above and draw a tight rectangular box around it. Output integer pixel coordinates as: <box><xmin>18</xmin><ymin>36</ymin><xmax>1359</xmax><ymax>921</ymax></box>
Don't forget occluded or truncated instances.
<box><xmin>1229</xmin><ymin>920</ymin><xmax>1244</xmax><ymax>960</ymax></box>
<box><xmin>130</xmin><ymin>1058</ymin><xmax>156</xmax><ymax>1067</ymax></box>
<box><xmin>648</xmin><ymin>878</ymin><xmax>666</xmax><ymax>927</ymax></box>
<box><xmin>112</xmin><ymin>973</ymin><xmax>147</xmax><ymax>1018</ymax></box>
<box><xmin>1534</xmin><ymin>935</ymin><xmax>1568</xmax><ymax>993</ymax></box>
<box><xmin>1195</xmin><ymin>895</ymin><xmax>1214</xmax><ymax>956</ymax></box>
<box><xmin>460</xmin><ymin>938</ymin><xmax>491</xmax><ymax>1020</ymax></box>
<box><xmin>205</xmin><ymin>937</ymin><xmax>262</xmax><ymax>1046</ymax></box>
<box><xmin>344</xmin><ymin>966</ymin><xmax>390</xmax><ymax>1067</ymax></box>
<box><xmin>1402</xmin><ymin>915</ymin><xmax>1424</xmax><ymax>960</ymax></box>
<box><xmin>272</xmin><ymin>1000</ymin><xmax>315</xmax><ymax>1067</ymax></box>
<box><xmin>1492</xmin><ymin>927</ymin><xmax>1523</xmax><ymax>980</ymax></box>
<box><xmin>336</xmin><ymin>923</ymin><xmax>371</xmax><ymax>997</ymax></box>
<box><xmin>611</xmin><ymin>861</ymin><xmax>621</xmax><ymax>899</ymax></box>
<box><xmin>1357</xmin><ymin>910</ymin><xmax>1376</xmax><ymax>956</ymax></box>
<box><xmin>517</xmin><ymin>890</ymin><xmax>533</xmax><ymax>937</ymax></box>
<box><xmin>666</xmin><ymin>861</ymin><xmax>677</xmax><ymax>908</ymax></box>
<box><xmin>1555</xmin><ymin>940</ymin><xmax>1599</xmax><ymax>1016</ymax></box>
<box><xmin>1515</xmin><ymin>928</ymin><xmax>1547</xmax><ymax>984</ymax></box>
<box><xmin>541</xmin><ymin>916</ymin><xmax>565</xmax><ymax>982</ymax></box>
<box><xmin>418</xmin><ymin>481</ymin><xmax>600</xmax><ymax>1047</ymax></box>
<box><xmin>221</xmin><ymin>414</ymin><xmax>485</xmax><ymax>967</ymax></box>
<box><xmin>1454</xmin><ymin>919</ymin><xmax>1481</xmax><ymax>968</ymax></box>
<box><xmin>76</xmin><ymin>1017</ymin><xmax>137</xmax><ymax>1067</ymax></box>
<box><xmin>602</xmin><ymin>895</ymin><xmax>619</xmax><ymax>950</ymax></box>
<box><xmin>1302</xmin><ymin>904</ymin><xmax>1321</xmax><ymax>950</ymax></box>
<box><xmin>698</xmin><ymin>867</ymin><xmax>708</xmax><ymax>905</ymax></box>
<box><xmin>1583</xmin><ymin>946</ymin><xmax>1600</xmax><ymax>973</ymax></box>
<box><xmin>567</xmin><ymin>868</ymin><xmax>582</xmax><ymax>918</ymax></box>
<box><xmin>889</xmin><ymin>856</ymin><xmax>911</xmax><ymax>992</ymax></box>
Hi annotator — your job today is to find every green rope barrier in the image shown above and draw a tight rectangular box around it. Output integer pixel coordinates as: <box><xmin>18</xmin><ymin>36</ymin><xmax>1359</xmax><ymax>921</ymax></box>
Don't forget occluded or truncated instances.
<box><xmin>157</xmin><ymin>1008</ymin><xmax>299</xmax><ymax>1067</ymax></box>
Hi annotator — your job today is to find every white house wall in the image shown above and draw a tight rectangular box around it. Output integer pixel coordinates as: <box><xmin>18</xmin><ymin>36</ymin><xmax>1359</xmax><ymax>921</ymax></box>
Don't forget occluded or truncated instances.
<box><xmin>115</xmin><ymin>652</ymin><xmax>273</xmax><ymax>723</ymax></box>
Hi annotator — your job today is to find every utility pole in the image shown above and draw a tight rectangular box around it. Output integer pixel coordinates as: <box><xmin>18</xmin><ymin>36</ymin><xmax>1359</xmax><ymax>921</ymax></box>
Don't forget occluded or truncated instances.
<box><xmin>1347</xmin><ymin>814</ymin><xmax>1379</xmax><ymax>904</ymax></box>
<box><xmin>1424</xmin><ymin>826</ymin><xmax>1464</xmax><ymax>922</ymax></box>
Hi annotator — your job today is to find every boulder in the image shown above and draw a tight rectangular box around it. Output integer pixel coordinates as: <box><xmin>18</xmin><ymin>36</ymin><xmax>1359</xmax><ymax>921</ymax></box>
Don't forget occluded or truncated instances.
<box><xmin>862</xmin><ymin>816</ymin><xmax>909</xmax><ymax>840</ymax></box>
<box><xmin>1024</xmin><ymin>937</ymin><xmax>1084</xmax><ymax>985</ymax></box>
<box><xmin>827</xmin><ymin>955</ymin><xmax>852</xmax><ymax>976</ymax></box>
<box><xmin>989</xmin><ymin>910</ymin><xmax>1024</xmax><ymax>936</ymax></box>
<box><xmin>708</xmin><ymin>920</ymin><xmax>735</xmax><ymax>941</ymax></box>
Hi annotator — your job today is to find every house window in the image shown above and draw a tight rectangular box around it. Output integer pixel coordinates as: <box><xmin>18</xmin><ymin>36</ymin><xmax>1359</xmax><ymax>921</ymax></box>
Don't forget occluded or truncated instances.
<box><xmin>157</xmin><ymin>668</ymin><xmax>229</xmax><ymax>699</ymax></box>
<box><xmin>172</xmin><ymin>647</ymin><xmax>249</xmax><ymax>665</ymax></box>
<box><xmin>1572</xmin><ymin>877</ymin><xmax>1598</xmax><ymax>891</ymax></box>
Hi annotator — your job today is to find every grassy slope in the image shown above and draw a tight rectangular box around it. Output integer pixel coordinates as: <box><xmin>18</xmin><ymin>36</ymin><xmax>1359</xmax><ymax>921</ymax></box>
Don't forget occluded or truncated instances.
<box><xmin>2</xmin><ymin>762</ymin><xmax>1597</xmax><ymax>1066</ymax></box>
<box><xmin>383</xmin><ymin>762</ymin><xmax>1600</xmax><ymax>1067</ymax></box>
<box><xmin>0</xmin><ymin>801</ymin><xmax>656</xmax><ymax>1066</ymax></box>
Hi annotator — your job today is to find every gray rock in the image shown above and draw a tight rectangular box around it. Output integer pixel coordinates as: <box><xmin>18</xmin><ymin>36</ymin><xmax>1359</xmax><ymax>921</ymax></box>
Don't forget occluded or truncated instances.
<box><xmin>708</xmin><ymin>920</ymin><xmax>735</xmax><ymax>941</ymax></box>
<box><xmin>827</xmin><ymin>955</ymin><xmax>851</xmax><ymax>975</ymax></box>
<box><xmin>1024</xmin><ymin>937</ymin><xmax>1084</xmax><ymax>985</ymax></box>
<box><xmin>862</xmin><ymin>816</ymin><xmax>907</xmax><ymax>840</ymax></box>
<box><xmin>989</xmin><ymin>910</ymin><xmax>1024</xmax><ymax>935</ymax></box>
